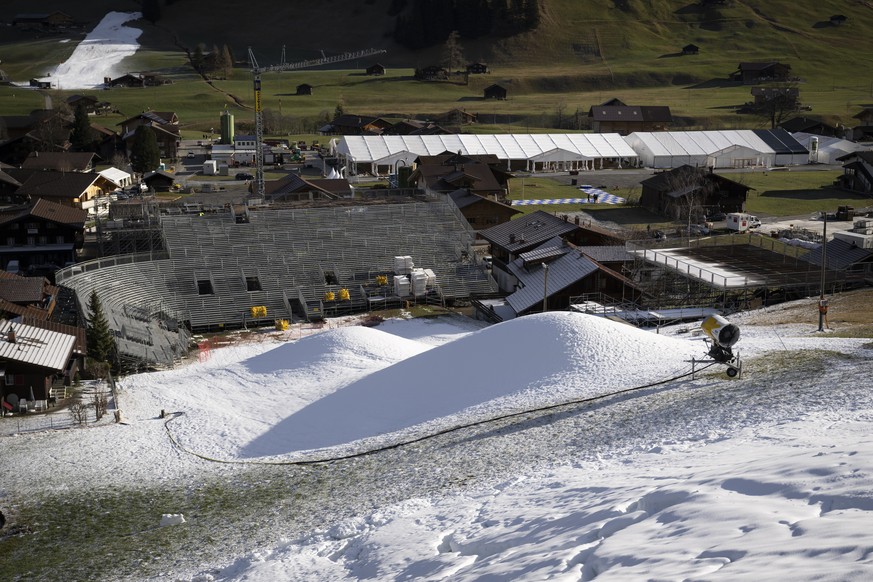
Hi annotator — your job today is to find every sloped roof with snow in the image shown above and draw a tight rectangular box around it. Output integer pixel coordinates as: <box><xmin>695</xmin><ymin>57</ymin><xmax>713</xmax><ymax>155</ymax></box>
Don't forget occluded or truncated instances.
<box><xmin>0</xmin><ymin>320</ymin><xmax>76</xmax><ymax>371</ymax></box>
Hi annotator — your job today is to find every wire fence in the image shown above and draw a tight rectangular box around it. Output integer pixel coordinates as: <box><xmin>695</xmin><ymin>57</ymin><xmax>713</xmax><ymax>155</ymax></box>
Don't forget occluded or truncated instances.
<box><xmin>0</xmin><ymin>380</ymin><xmax>118</xmax><ymax>437</ymax></box>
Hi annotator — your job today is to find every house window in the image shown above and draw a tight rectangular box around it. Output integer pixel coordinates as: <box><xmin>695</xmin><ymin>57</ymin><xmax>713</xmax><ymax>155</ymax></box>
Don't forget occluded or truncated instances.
<box><xmin>4</xmin><ymin>374</ymin><xmax>14</xmax><ymax>385</ymax></box>
<box><xmin>6</xmin><ymin>237</ymin><xmax>14</xmax><ymax>246</ymax></box>
<box><xmin>197</xmin><ymin>279</ymin><xmax>214</xmax><ymax>295</ymax></box>
<box><xmin>56</xmin><ymin>235</ymin><xmax>65</xmax><ymax>244</ymax></box>
<box><xmin>245</xmin><ymin>276</ymin><xmax>262</xmax><ymax>292</ymax></box>
<box><xmin>27</xmin><ymin>236</ymin><xmax>36</xmax><ymax>246</ymax></box>
<box><xmin>46</xmin><ymin>222</ymin><xmax>56</xmax><ymax>229</ymax></box>
<box><xmin>39</xmin><ymin>236</ymin><xmax>48</xmax><ymax>245</ymax></box>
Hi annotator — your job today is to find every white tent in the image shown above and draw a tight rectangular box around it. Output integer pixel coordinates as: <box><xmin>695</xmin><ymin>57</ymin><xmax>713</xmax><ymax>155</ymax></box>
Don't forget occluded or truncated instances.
<box><xmin>98</xmin><ymin>167</ymin><xmax>132</xmax><ymax>189</ymax></box>
<box><xmin>333</xmin><ymin>134</ymin><xmax>638</xmax><ymax>177</ymax></box>
<box><xmin>792</xmin><ymin>132</ymin><xmax>872</xmax><ymax>165</ymax></box>
<box><xmin>624</xmin><ymin>130</ymin><xmax>808</xmax><ymax>169</ymax></box>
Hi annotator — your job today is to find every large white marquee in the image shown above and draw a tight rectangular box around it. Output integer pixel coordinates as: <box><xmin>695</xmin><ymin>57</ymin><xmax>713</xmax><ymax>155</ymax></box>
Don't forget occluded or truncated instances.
<box><xmin>331</xmin><ymin>133</ymin><xmax>639</xmax><ymax>177</ymax></box>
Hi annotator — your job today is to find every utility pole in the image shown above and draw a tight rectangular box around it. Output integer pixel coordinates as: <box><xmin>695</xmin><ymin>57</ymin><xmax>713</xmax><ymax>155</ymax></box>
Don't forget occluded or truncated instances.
<box><xmin>542</xmin><ymin>263</ymin><xmax>550</xmax><ymax>313</ymax></box>
<box><xmin>818</xmin><ymin>212</ymin><xmax>828</xmax><ymax>332</ymax></box>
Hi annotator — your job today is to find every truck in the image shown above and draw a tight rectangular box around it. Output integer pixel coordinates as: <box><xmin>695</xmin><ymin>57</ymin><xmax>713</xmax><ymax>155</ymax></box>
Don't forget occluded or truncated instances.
<box><xmin>726</xmin><ymin>212</ymin><xmax>760</xmax><ymax>232</ymax></box>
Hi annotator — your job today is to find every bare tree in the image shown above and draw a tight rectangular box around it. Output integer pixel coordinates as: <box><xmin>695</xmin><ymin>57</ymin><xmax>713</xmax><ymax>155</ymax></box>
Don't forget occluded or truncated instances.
<box><xmin>748</xmin><ymin>80</ymin><xmax>802</xmax><ymax>129</ymax></box>
<box><xmin>441</xmin><ymin>30</ymin><xmax>465</xmax><ymax>72</ymax></box>
<box><xmin>663</xmin><ymin>166</ymin><xmax>714</xmax><ymax>235</ymax></box>
<box><xmin>68</xmin><ymin>401</ymin><xmax>89</xmax><ymax>425</ymax></box>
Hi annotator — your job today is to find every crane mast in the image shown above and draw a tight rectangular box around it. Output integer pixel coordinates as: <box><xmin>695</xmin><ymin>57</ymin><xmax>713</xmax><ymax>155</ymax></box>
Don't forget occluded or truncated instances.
<box><xmin>247</xmin><ymin>47</ymin><xmax>386</xmax><ymax>199</ymax></box>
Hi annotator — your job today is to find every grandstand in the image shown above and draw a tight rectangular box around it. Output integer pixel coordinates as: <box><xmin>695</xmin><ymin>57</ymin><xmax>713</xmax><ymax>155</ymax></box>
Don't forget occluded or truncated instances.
<box><xmin>57</xmin><ymin>197</ymin><xmax>497</xmax><ymax>367</ymax></box>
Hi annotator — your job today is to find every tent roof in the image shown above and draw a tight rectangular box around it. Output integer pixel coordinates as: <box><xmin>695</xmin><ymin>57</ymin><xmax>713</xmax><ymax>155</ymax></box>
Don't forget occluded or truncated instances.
<box><xmin>336</xmin><ymin>134</ymin><xmax>636</xmax><ymax>164</ymax></box>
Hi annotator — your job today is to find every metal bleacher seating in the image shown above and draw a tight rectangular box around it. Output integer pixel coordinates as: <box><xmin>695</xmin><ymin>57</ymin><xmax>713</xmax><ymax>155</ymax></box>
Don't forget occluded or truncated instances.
<box><xmin>58</xmin><ymin>198</ymin><xmax>497</xmax><ymax>358</ymax></box>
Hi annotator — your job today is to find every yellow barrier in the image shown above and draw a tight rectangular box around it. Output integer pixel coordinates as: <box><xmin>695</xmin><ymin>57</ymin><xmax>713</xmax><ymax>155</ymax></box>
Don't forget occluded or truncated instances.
<box><xmin>339</xmin><ymin>288</ymin><xmax>350</xmax><ymax>301</ymax></box>
<box><xmin>324</xmin><ymin>291</ymin><xmax>335</xmax><ymax>301</ymax></box>
<box><xmin>250</xmin><ymin>306</ymin><xmax>267</xmax><ymax>318</ymax></box>
<box><xmin>275</xmin><ymin>319</ymin><xmax>289</xmax><ymax>331</ymax></box>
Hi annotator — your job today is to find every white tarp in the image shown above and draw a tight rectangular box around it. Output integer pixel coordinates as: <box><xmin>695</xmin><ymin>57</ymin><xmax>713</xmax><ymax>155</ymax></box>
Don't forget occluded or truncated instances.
<box><xmin>624</xmin><ymin>130</ymin><xmax>804</xmax><ymax>169</ymax></box>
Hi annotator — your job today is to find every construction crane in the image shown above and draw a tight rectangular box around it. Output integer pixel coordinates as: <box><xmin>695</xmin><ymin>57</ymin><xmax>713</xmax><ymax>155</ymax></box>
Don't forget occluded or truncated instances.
<box><xmin>247</xmin><ymin>47</ymin><xmax>387</xmax><ymax>198</ymax></box>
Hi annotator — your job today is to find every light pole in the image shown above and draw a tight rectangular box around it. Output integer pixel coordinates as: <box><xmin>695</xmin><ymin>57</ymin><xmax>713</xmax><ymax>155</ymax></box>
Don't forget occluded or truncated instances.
<box><xmin>542</xmin><ymin>263</ymin><xmax>549</xmax><ymax>312</ymax></box>
<box><xmin>818</xmin><ymin>211</ymin><xmax>828</xmax><ymax>331</ymax></box>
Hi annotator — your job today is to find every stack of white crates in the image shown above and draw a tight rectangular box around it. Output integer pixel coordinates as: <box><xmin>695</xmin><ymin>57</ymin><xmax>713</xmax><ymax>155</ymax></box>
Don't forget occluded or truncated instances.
<box><xmin>394</xmin><ymin>255</ymin><xmax>414</xmax><ymax>275</ymax></box>
<box><xmin>394</xmin><ymin>275</ymin><xmax>410</xmax><ymax>296</ymax></box>
<box><xmin>410</xmin><ymin>268</ymin><xmax>428</xmax><ymax>296</ymax></box>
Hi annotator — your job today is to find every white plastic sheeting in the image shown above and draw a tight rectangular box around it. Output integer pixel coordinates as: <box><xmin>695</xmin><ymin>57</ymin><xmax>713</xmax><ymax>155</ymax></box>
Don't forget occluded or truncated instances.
<box><xmin>333</xmin><ymin>133</ymin><xmax>638</xmax><ymax>176</ymax></box>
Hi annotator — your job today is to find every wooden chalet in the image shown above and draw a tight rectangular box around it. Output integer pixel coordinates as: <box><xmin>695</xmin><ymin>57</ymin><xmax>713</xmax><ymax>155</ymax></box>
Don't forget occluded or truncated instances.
<box><xmin>484</xmin><ymin>84</ymin><xmax>507</xmax><ymax>100</ymax></box>
<box><xmin>830</xmin><ymin>14</ymin><xmax>847</xmax><ymax>25</ymax></box>
<box><xmin>639</xmin><ymin>165</ymin><xmax>751</xmax><ymax>219</ymax></box>
<box><xmin>0</xmin><ymin>197</ymin><xmax>85</xmax><ymax>276</ymax></box>
<box><xmin>65</xmin><ymin>94</ymin><xmax>99</xmax><ymax>113</ymax></box>
<box><xmin>21</xmin><ymin>151</ymin><xmax>96</xmax><ymax>173</ymax></box>
<box><xmin>466</xmin><ymin>62</ymin><xmax>490</xmax><ymax>74</ymax></box>
<box><xmin>264</xmin><ymin>173</ymin><xmax>352</xmax><ymax>202</ymax></box>
<box><xmin>365</xmin><ymin>63</ymin><xmax>386</xmax><ymax>76</ymax></box>
<box><xmin>751</xmin><ymin>86</ymin><xmax>800</xmax><ymax>107</ymax></box>
<box><xmin>778</xmin><ymin>117</ymin><xmax>839</xmax><ymax>138</ymax></box>
<box><xmin>141</xmin><ymin>73</ymin><xmax>172</xmax><ymax>86</ymax></box>
<box><xmin>433</xmin><ymin>109</ymin><xmax>477</xmax><ymax>126</ymax></box>
<box><xmin>835</xmin><ymin>151</ymin><xmax>873</xmax><ymax>194</ymax></box>
<box><xmin>118</xmin><ymin>111</ymin><xmax>181</xmax><ymax>160</ymax></box>
<box><xmin>29</xmin><ymin>79</ymin><xmax>52</xmax><ymax>89</ymax></box>
<box><xmin>3</xmin><ymin>169</ymin><xmax>116</xmax><ymax>215</ymax></box>
<box><xmin>410</xmin><ymin>153</ymin><xmax>509</xmax><ymax>200</ymax></box>
<box><xmin>320</xmin><ymin>114</ymin><xmax>393</xmax><ymax>136</ymax></box>
<box><xmin>106</xmin><ymin>73</ymin><xmax>145</xmax><ymax>88</ymax></box>
<box><xmin>477</xmin><ymin>211</ymin><xmax>635</xmax><ymax>309</ymax></box>
<box><xmin>447</xmin><ymin>188</ymin><xmax>520</xmax><ymax>231</ymax></box>
<box><xmin>296</xmin><ymin>83</ymin><xmax>313</xmax><ymax>96</ymax></box>
<box><xmin>142</xmin><ymin>170</ymin><xmax>176</xmax><ymax>192</ymax></box>
<box><xmin>731</xmin><ymin>62</ymin><xmax>792</xmax><ymax>85</ymax></box>
<box><xmin>385</xmin><ymin>120</ymin><xmax>449</xmax><ymax>136</ymax></box>
<box><xmin>682</xmin><ymin>44</ymin><xmax>700</xmax><ymax>55</ymax></box>
<box><xmin>0</xmin><ymin>320</ymin><xmax>79</xmax><ymax>409</ymax></box>
<box><xmin>588</xmin><ymin>105</ymin><xmax>672</xmax><ymax>135</ymax></box>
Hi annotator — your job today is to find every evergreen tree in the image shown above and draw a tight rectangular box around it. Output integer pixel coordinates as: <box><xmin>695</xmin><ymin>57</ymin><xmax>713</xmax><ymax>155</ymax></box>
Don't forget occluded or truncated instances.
<box><xmin>334</xmin><ymin>103</ymin><xmax>345</xmax><ymax>120</ymax></box>
<box><xmin>441</xmin><ymin>30</ymin><xmax>465</xmax><ymax>72</ymax></box>
<box><xmin>86</xmin><ymin>290</ymin><xmax>115</xmax><ymax>363</ymax></box>
<box><xmin>129</xmin><ymin>125</ymin><xmax>161</xmax><ymax>174</ymax></box>
<box><xmin>142</xmin><ymin>0</ymin><xmax>162</xmax><ymax>24</ymax></box>
<box><xmin>70</xmin><ymin>103</ymin><xmax>92</xmax><ymax>152</ymax></box>
<box><xmin>192</xmin><ymin>43</ymin><xmax>206</xmax><ymax>73</ymax></box>
<box><xmin>222</xmin><ymin>44</ymin><xmax>235</xmax><ymax>78</ymax></box>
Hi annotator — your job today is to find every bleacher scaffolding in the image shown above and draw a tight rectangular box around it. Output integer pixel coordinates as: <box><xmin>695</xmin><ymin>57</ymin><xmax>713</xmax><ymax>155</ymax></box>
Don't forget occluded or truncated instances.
<box><xmin>57</xmin><ymin>198</ymin><xmax>498</xmax><ymax>366</ymax></box>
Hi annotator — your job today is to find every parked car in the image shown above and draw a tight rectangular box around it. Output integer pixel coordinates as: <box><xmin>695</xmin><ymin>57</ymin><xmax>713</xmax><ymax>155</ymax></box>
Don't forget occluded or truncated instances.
<box><xmin>186</xmin><ymin>151</ymin><xmax>195</xmax><ymax>158</ymax></box>
<box><xmin>748</xmin><ymin>216</ymin><xmax>762</xmax><ymax>228</ymax></box>
<box><xmin>235</xmin><ymin>172</ymin><xmax>254</xmax><ymax>180</ymax></box>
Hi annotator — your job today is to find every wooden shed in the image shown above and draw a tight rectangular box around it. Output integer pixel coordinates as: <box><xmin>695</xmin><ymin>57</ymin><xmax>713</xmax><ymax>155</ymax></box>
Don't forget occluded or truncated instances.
<box><xmin>484</xmin><ymin>84</ymin><xmax>507</xmax><ymax>100</ymax></box>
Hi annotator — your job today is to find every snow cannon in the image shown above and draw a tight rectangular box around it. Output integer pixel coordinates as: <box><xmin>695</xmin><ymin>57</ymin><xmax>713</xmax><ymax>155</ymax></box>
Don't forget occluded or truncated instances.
<box><xmin>701</xmin><ymin>314</ymin><xmax>740</xmax><ymax>349</ymax></box>
<box><xmin>700</xmin><ymin>314</ymin><xmax>741</xmax><ymax>377</ymax></box>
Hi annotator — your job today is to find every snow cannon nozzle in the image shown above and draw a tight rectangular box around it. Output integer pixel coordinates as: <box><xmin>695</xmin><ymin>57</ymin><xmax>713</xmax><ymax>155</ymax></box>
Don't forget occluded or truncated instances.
<box><xmin>701</xmin><ymin>314</ymin><xmax>740</xmax><ymax>348</ymax></box>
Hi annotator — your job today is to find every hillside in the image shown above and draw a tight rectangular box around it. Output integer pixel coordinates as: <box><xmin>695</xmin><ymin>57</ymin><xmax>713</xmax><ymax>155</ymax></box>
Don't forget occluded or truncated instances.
<box><xmin>1</xmin><ymin>0</ymin><xmax>873</xmax><ymax>130</ymax></box>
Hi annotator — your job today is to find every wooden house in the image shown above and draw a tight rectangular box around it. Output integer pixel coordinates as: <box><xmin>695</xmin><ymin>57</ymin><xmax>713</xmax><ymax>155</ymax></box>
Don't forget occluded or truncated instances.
<box><xmin>830</xmin><ymin>14</ymin><xmax>847</xmax><ymax>25</ymax></box>
<box><xmin>639</xmin><ymin>165</ymin><xmax>751</xmax><ymax>219</ymax></box>
<box><xmin>682</xmin><ymin>44</ymin><xmax>700</xmax><ymax>55</ymax></box>
<box><xmin>264</xmin><ymin>173</ymin><xmax>352</xmax><ymax>202</ymax></box>
<box><xmin>0</xmin><ymin>320</ymin><xmax>79</xmax><ymax>409</ymax></box>
<box><xmin>4</xmin><ymin>168</ymin><xmax>116</xmax><ymax>215</ymax></box>
<box><xmin>447</xmin><ymin>188</ymin><xmax>520</xmax><ymax>231</ymax></box>
<box><xmin>320</xmin><ymin>114</ymin><xmax>393</xmax><ymax>136</ymax></box>
<box><xmin>296</xmin><ymin>83</ymin><xmax>313</xmax><ymax>96</ymax></box>
<box><xmin>365</xmin><ymin>63</ymin><xmax>386</xmax><ymax>76</ymax></box>
<box><xmin>588</xmin><ymin>105</ymin><xmax>672</xmax><ymax>135</ymax></box>
<box><xmin>107</xmin><ymin>74</ymin><xmax>145</xmax><ymax>88</ymax></box>
<box><xmin>13</xmin><ymin>11</ymin><xmax>74</xmax><ymax>30</ymax></box>
<box><xmin>0</xmin><ymin>198</ymin><xmax>86</xmax><ymax>275</ymax></box>
<box><xmin>433</xmin><ymin>108</ymin><xmax>478</xmax><ymax>125</ymax></box>
<box><xmin>484</xmin><ymin>84</ymin><xmax>507</xmax><ymax>100</ymax></box>
<box><xmin>142</xmin><ymin>170</ymin><xmax>176</xmax><ymax>192</ymax></box>
<box><xmin>731</xmin><ymin>62</ymin><xmax>792</xmax><ymax>85</ymax></box>
<box><xmin>751</xmin><ymin>86</ymin><xmax>799</xmax><ymax>107</ymax></box>
<box><xmin>118</xmin><ymin>111</ymin><xmax>181</xmax><ymax>160</ymax></box>
<box><xmin>466</xmin><ymin>62</ymin><xmax>490</xmax><ymax>74</ymax></box>
<box><xmin>409</xmin><ymin>153</ymin><xmax>509</xmax><ymax>200</ymax></box>
<box><xmin>21</xmin><ymin>151</ymin><xmax>96</xmax><ymax>173</ymax></box>
<box><xmin>65</xmin><ymin>94</ymin><xmax>100</xmax><ymax>113</ymax></box>
<box><xmin>835</xmin><ymin>151</ymin><xmax>873</xmax><ymax>194</ymax></box>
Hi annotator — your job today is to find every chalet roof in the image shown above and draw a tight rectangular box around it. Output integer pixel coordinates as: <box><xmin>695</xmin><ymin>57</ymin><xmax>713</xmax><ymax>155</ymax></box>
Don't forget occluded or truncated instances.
<box><xmin>416</xmin><ymin>152</ymin><xmax>502</xmax><ymax>167</ymax></box>
<box><xmin>599</xmin><ymin>98</ymin><xmax>627</xmax><ymax>107</ymax></box>
<box><xmin>0</xmin><ymin>169</ymin><xmax>22</xmax><ymax>188</ymax></box>
<box><xmin>119</xmin><ymin>111</ymin><xmax>178</xmax><ymax>126</ymax></box>
<box><xmin>21</xmin><ymin>151</ymin><xmax>95</xmax><ymax>171</ymax></box>
<box><xmin>589</xmin><ymin>105</ymin><xmax>673</xmax><ymax>123</ymax></box>
<box><xmin>0</xmin><ymin>276</ymin><xmax>45</xmax><ymax>303</ymax></box>
<box><xmin>143</xmin><ymin>170</ymin><xmax>176</xmax><ymax>181</ymax></box>
<box><xmin>331</xmin><ymin>114</ymin><xmax>383</xmax><ymax>128</ymax></box>
<box><xmin>641</xmin><ymin>165</ymin><xmax>751</xmax><ymax>193</ymax></box>
<box><xmin>751</xmin><ymin>86</ymin><xmax>799</xmax><ymax>97</ymax></box>
<box><xmin>505</xmin><ymin>239</ymin><xmax>599</xmax><ymax>314</ymax></box>
<box><xmin>479</xmin><ymin>210</ymin><xmax>579</xmax><ymax>252</ymax></box>
<box><xmin>778</xmin><ymin>116</ymin><xmax>837</xmax><ymax>134</ymax></box>
<box><xmin>835</xmin><ymin>151</ymin><xmax>873</xmax><ymax>164</ymax></box>
<box><xmin>576</xmin><ymin>245</ymin><xmax>635</xmax><ymax>263</ymax></box>
<box><xmin>66</xmin><ymin>94</ymin><xmax>98</xmax><ymax>105</ymax></box>
<box><xmin>6</xmin><ymin>169</ymin><xmax>107</xmax><ymax>199</ymax></box>
<box><xmin>0</xmin><ymin>198</ymin><xmax>87</xmax><ymax>227</ymax></box>
<box><xmin>448</xmin><ymin>188</ymin><xmax>483</xmax><ymax>209</ymax></box>
<box><xmin>852</xmin><ymin>108</ymin><xmax>873</xmax><ymax>120</ymax></box>
<box><xmin>412</xmin><ymin>161</ymin><xmax>503</xmax><ymax>192</ymax></box>
<box><xmin>0</xmin><ymin>319</ymin><xmax>75</xmax><ymax>372</ymax></box>
<box><xmin>264</xmin><ymin>173</ymin><xmax>351</xmax><ymax>197</ymax></box>
<box><xmin>804</xmin><ymin>238</ymin><xmax>873</xmax><ymax>271</ymax></box>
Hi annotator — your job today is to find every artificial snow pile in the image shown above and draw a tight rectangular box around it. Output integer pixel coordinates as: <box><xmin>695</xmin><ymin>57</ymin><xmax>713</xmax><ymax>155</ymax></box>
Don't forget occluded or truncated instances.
<box><xmin>48</xmin><ymin>12</ymin><xmax>143</xmax><ymax>90</ymax></box>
